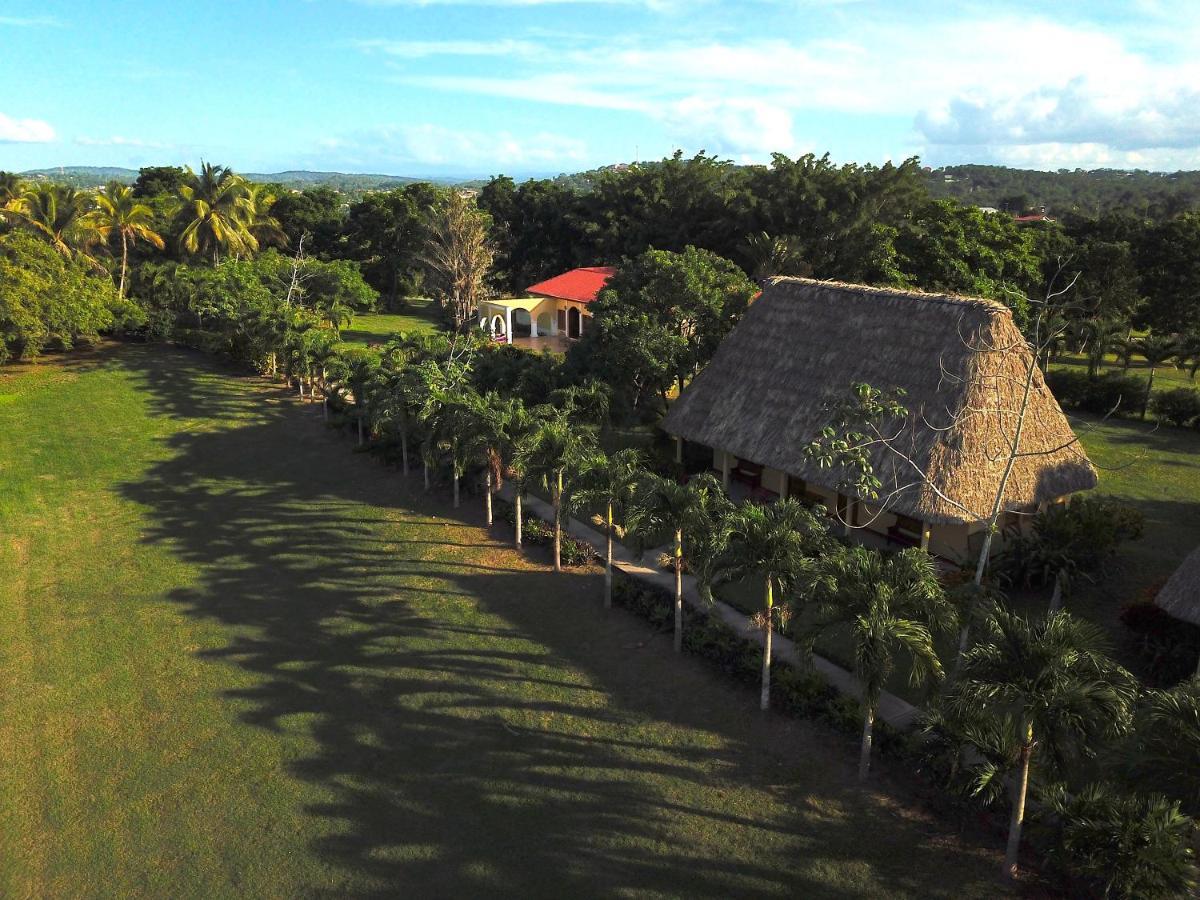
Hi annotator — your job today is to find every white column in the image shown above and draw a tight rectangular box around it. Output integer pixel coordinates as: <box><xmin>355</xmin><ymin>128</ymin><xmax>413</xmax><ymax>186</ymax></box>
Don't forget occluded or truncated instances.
<box><xmin>920</xmin><ymin>524</ymin><xmax>932</xmax><ymax>551</ymax></box>
<box><xmin>530</xmin><ymin>313</ymin><xmax>539</xmax><ymax>338</ymax></box>
<box><xmin>505</xmin><ymin>308</ymin><xmax>513</xmax><ymax>343</ymax></box>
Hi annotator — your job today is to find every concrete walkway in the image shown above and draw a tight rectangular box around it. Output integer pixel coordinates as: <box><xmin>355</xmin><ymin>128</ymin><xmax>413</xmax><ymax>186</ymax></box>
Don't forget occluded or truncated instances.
<box><xmin>496</xmin><ymin>485</ymin><xmax>921</xmax><ymax>729</ymax></box>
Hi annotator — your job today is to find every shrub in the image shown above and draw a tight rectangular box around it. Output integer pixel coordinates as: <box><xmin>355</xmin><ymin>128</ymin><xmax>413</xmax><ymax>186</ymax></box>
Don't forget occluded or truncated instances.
<box><xmin>1149</xmin><ymin>387</ymin><xmax>1200</xmax><ymax>427</ymax></box>
<box><xmin>559</xmin><ymin>534</ymin><xmax>595</xmax><ymax>567</ymax></box>
<box><xmin>1045</xmin><ymin>370</ymin><xmax>1147</xmax><ymax>417</ymax></box>
<box><xmin>1119</xmin><ymin>601</ymin><xmax>1200</xmax><ymax>687</ymax></box>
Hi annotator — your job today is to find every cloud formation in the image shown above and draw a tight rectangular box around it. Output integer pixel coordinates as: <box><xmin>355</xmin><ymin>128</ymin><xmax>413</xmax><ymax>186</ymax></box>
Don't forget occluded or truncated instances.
<box><xmin>0</xmin><ymin>112</ymin><xmax>55</xmax><ymax>143</ymax></box>
<box><xmin>316</xmin><ymin>123</ymin><xmax>587</xmax><ymax>171</ymax></box>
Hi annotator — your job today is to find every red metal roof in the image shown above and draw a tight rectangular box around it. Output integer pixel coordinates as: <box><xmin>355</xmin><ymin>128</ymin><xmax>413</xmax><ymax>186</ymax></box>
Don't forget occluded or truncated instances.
<box><xmin>525</xmin><ymin>266</ymin><xmax>616</xmax><ymax>304</ymax></box>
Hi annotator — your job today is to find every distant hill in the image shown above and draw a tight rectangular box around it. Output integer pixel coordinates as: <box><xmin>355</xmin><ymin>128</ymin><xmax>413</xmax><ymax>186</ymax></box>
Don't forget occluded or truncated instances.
<box><xmin>15</xmin><ymin>166</ymin><xmax>473</xmax><ymax>192</ymax></box>
<box><xmin>925</xmin><ymin>164</ymin><xmax>1200</xmax><ymax>219</ymax></box>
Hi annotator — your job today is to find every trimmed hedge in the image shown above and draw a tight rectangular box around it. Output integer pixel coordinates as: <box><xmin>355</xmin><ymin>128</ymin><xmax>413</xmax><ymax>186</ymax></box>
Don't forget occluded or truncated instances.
<box><xmin>1148</xmin><ymin>387</ymin><xmax>1200</xmax><ymax>427</ymax></box>
<box><xmin>1045</xmin><ymin>369</ymin><xmax>1147</xmax><ymax>418</ymax></box>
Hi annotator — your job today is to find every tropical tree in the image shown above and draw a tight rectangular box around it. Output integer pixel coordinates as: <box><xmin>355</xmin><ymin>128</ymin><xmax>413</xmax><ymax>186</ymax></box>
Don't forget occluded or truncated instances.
<box><xmin>422</xmin><ymin>191</ymin><xmax>494</xmax><ymax>330</ymax></box>
<box><xmin>326</xmin><ymin>346</ymin><xmax>381</xmax><ymax>445</ymax></box>
<box><xmin>462</xmin><ymin>392</ymin><xmax>522</xmax><ymax>526</ymax></box>
<box><xmin>503</xmin><ymin>401</ymin><xmax>538</xmax><ymax>549</ymax></box>
<box><xmin>241</xmin><ymin>182</ymin><xmax>287</xmax><ymax>249</ymax></box>
<box><xmin>8</xmin><ymin>183</ymin><xmax>100</xmax><ymax>262</ymax></box>
<box><xmin>514</xmin><ymin>410</ymin><xmax>596</xmax><ymax>571</ymax></box>
<box><xmin>627</xmin><ymin>472</ymin><xmax>724</xmax><ymax>652</ymax></box>
<box><xmin>1120</xmin><ymin>677</ymin><xmax>1200</xmax><ymax>815</ymax></box>
<box><xmin>574</xmin><ymin>448</ymin><xmax>644</xmax><ymax>607</ymax></box>
<box><xmin>88</xmin><ymin>181</ymin><xmax>164</xmax><ymax>297</ymax></box>
<box><xmin>805</xmin><ymin>546</ymin><xmax>953</xmax><ymax>779</ymax></box>
<box><xmin>177</xmin><ymin>162</ymin><xmax>257</xmax><ymax>263</ymax></box>
<box><xmin>725</xmin><ymin>498</ymin><xmax>829</xmax><ymax>711</ymax></box>
<box><xmin>738</xmin><ymin>231</ymin><xmax>812</xmax><ymax>281</ymax></box>
<box><xmin>947</xmin><ymin>608</ymin><xmax>1137</xmax><ymax>881</ymax></box>
<box><xmin>1042</xmin><ymin>782</ymin><xmax>1197</xmax><ymax>899</ymax></box>
<box><xmin>418</xmin><ymin>353</ymin><xmax>476</xmax><ymax>504</ymax></box>
<box><xmin>1127</xmin><ymin>333</ymin><xmax>1177</xmax><ymax>417</ymax></box>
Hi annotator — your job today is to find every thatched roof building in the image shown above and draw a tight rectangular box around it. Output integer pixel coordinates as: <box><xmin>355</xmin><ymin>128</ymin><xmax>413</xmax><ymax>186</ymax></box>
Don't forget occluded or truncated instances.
<box><xmin>663</xmin><ymin>277</ymin><xmax>1097</xmax><ymax>527</ymax></box>
<box><xmin>1155</xmin><ymin>547</ymin><xmax>1200</xmax><ymax>626</ymax></box>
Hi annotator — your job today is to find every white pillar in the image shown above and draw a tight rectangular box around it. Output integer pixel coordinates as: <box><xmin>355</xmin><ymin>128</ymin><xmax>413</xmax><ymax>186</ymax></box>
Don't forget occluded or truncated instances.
<box><xmin>721</xmin><ymin>451</ymin><xmax>731</xmax><ymax>491</ymax></box>
<box><xmin>505</xmin><ymin>308</ymin><xmax>513</xmax><ymax>343</ymax></box>
<box><xmin>530</xmin><ymin>313</ymin><xmax>539</xmax><ymax>338</ymax></box>
<box><xmin>549</xmin><ymin>308</ymin><xmax>558</xmax><ymax>335</ymax></box>
<box><xmin>920</xmin><ymin>524</ymin><xmax>932</xmax><ymax>551</ymax></box>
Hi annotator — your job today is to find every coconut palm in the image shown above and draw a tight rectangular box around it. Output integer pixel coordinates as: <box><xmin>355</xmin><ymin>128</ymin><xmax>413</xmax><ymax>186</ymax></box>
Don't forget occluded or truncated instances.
<box><xmin>418</xmin><ymin>358</ymin><xmax>475</xmax><ymax>505</ymax></box>
<box><xmin>326</xmin><ymin>347</ymin><xmax>381</xmax><ymax>445</ymax></box>
<box><xmin>504</xmin><ymin>402</ymin><xmax>538</xmax><ymax>549</ymax></box>
<box><xmin>514</xmin><ymin>410</ymin><xmax>596</xmax><ymax>571</ymax></box>
<box><xmin>724</xmin><ymin>498</ymin><xmax>828</xmax><ymax>711</ymax></box>
<box><xmin>241</xmin><ymin>182</ymin><xmax>286</xmax><ymax>250</ymax></box>
<box><xmin>805</xmin><ymin>546</ymin><xmax>953</xmax><ymax>779</ymax></box>
<box><xmin>1043</xmin><ymin>782</ymin><xmax>1197</xmax><ymax>899</ymax></box>
<box><xmin>947</xmin><ymin>608</ymin><xmax>1137</xmax><ymax>881</ymax></box>
<box><xmin>177</xmin><ymin>162</ymin><xmax>257</xmax><ymax>263</ymax></box>
<box><xmin>1127</xmin><ymin>334</ymin><xmax>1177</xmax><ymax>417</ymax></box>
<box><xmin>8</xmin><ymin>183</ymin><xmax>101</xmax><ymax>262</ymax></box>
<box><xmin>1081</xmin><ymin>317</ymin><xmax>1127</xmax><ymax>377</ymax></box>
<box><xmin>1121</xmin><ymin>677</ymin><xmax>1200</xmax><ymax>815</ymax></box>
<box><xmin>460</xmin><ymin>392</ymin><xmax>521</xmax><ymax>526</ymax></box>
<box><xmin>574</xmin><ymin>448</ymin><xmax>644</xmax><ymax>607</ymax></box>
<box><xmin>626</xmin><ymin>472</ymin><xmax>723</xmax><ymax>653</ymax></box>
<box><xmin>88</xmin><ymin>181</ymin><xmax>165</xmax><ymax>297</ymax></box>
<box><xmin>681</xmin><ymin>482</ymin><xmax>737</xmax><ymax>607</ymax></box>
<box><xmin>738</xmin><ymin>231</ymin><xmax>812</xmax><ymax>282</ymax></box>
<box><xmin>548</xmin><ymin>380</ymin><xmax>611</xmax><ymax>429</ymax></box>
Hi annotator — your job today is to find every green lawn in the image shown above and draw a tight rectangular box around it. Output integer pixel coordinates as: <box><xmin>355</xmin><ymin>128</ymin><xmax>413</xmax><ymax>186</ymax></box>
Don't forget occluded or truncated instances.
<box><xmin>341</xmin><ymin>299</ymin><xmax>442</xmax><ymax>346</ymax></box>
<box><xmin>0</xmin><ymin>344</ymin><xmax>1009</xmax><ymax>897</ymax></box>
<box><xmin>1049</xmin><ymin>351</ymin><xmax>1198</xmax><ymax>393</ymax></box>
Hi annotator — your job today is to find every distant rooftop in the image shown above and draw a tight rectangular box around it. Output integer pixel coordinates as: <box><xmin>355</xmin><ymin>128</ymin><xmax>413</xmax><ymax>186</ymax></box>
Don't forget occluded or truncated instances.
<box><xmin>525</xmin><ymin>266</ymin><xmax>616</xmax><ymax>304</ymax></box>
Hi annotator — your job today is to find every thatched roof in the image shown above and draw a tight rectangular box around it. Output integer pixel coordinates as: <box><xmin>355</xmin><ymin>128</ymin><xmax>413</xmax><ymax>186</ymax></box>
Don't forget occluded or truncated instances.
<box><xmin>662</xmin><ymin>278</ymin><xmax>1097</xmax><ymax>525</ymax></box>
<box><xmin>1156</xmin><ymin>547</ymin><xmax>1200</xmax><ymax>626</ymax></box>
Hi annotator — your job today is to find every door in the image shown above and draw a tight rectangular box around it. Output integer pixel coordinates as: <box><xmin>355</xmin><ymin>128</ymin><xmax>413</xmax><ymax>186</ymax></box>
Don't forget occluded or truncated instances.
<box><xmin>568</xmin><ymin>307</ymin><xmax>581</xmax><ymax>339</ymax></box>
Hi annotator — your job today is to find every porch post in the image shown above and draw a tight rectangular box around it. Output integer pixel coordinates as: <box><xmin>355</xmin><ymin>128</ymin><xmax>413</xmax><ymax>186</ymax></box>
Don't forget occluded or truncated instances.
<box><xmin>530</xmin><ymin>312</ymin><xmax>539</xmax><ymax>338</ymax></box>
<box><xmin>505</xmin><ymin>307</ymin><xmax>513</xmax><ymax>341</ymax></box>
<box><xmin>674</xmin><ymin>436</ymin><xmax>683</xmax><ymax>464</ymax></box>
<box><xmin>779</xmin><ymin>473</ymin><xmax>789</xmax><ymax>500</ymax></box>
<box><xmin>920</xmin><ymin>523</ymin><xmax>932</xmax><ymax>552</ymax></box>
<box><xmin>721</xmin><ymin>450</ymin><xmax>731</xmax><ymax>491</ymax></box>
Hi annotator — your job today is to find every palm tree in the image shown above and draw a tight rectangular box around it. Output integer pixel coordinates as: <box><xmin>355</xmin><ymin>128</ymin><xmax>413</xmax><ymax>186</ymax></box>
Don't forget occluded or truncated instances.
<box><xmin>1043</xmin><ymin>782</ymin><xmax>1197</xmax><ymax>899</ymax></box>
<box><xmin>8</xmin><ymin>183</ymin><xmax>101</xmax><ymax>262</ymax></box>
<box><xmin>806</xmin><ymin>546</ymin><xmax>953</xmax><ymax>779</ymax></box>
<box><xmin>514</xmin><ymin>411</ymin><xmax>596</xmax><ymax>571</ymax></box>
<box><xmin>1082</xmin><ymin>317</ymin><xmax>1127</xmax><ymax>377</ymax></box>
<box><xmin>88</xmin><ymin>181</ymin><xmax>164</xmax><ymax>297</ymax></box>
<box><xmin>724</xmin><ymin>498</ymin><xmax>828</xmax><ymax>711</ymax></box>
<box><xmin>738</xmin><ymin>232</ymin><xmax>812</xmax><ymax>282</ymax></box>
<box><xmin>241</xmin><ymin>182</ymin><xmax>286</xmax><ymax>250</ymax></box>
<box><xmin>574</xmin><ymin>449</ymin><xmax>644</xmax><ymax>607</ymax></box>
<box><xmin>627</xmin><ymin>472</ymin><xmax>723</xmax><ymax>653</ymax></box>
<box><xmin>0</xmin><ymin>171</ymin><xmax>22</xmax><ymax>225</ymax></box>
<box><xmin>504</xmin><ymin>403</ymin><xmax>538</xmax><ymax>549</ymax></box>
<box><xmin>177</xmin><ymin>162</ymin><xmax>256</xmax><ymax>263</ymax></box>
<box><xmin>1122</xmin><ymin>677</ymin><xmax>1200</xmax><ymax>815</ymax></box>
<box><xmin>948</xmin><ymin>608</ymin><xmax>1137</xmax><ymax>881</ymax></box>
<box><xmin>418</xmin><ymin>359</ymin><xmax>475</xmax><ymax>506</ymax></box>
<box><xmin>462</xmin><ymin>392</ymin><xmax>520</xmax><ymax>526</ymax></box>
<box><xmin>1128</xmin><ymin>334</ymin><xmax>1177</xmax><ymax>418</ymax></box>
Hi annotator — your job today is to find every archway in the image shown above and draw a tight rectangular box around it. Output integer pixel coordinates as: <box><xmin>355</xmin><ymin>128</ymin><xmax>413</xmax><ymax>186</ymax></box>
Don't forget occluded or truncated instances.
<box><xmin>568</xmin><ymin>307</ymin><xmax>581</xmax><ymax>339</ymax></box>
<box><xmin>491</xmin><ymin>314</ymin><xmax>506</xmax><ymax>338</ymax></box>
<box><xmin>512</xmin><ymin>308</ymin><xmax>532</xmax><ymax>338</ymax></box>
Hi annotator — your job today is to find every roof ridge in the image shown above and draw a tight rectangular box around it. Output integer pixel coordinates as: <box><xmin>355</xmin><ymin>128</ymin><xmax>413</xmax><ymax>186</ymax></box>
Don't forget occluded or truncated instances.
<box><xmin>767</xmin><ymin>276</ymin><xmax>1014</xmax><ymax>315</ymax></box>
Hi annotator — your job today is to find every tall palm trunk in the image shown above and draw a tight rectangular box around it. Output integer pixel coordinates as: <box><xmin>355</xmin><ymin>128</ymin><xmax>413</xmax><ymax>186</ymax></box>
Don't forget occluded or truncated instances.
<box><xmin>673</xmin><ymin>528</ymin><xmax>683</xmax><ymax>653</ymax></box>
<box><xmin>858</xmin><ymin>705</ymin><xmax>875</xmax><ymax>780</ymax></box>
<box><xmin>515</xmin><ymin>491</ymin><xmax>523</xmax><ymax>549</ymax></box>
<box><xmin>605</xmin><ymin>501</ymin><xmax>614</xmax><ymax>608</ymax></box>
<box><xmin>357</xmin><ymin>412</ymin><xmax>364</xmax><ymax>446</ymax></box>
<box><xmin>552</xmin><ymin>470</ymin><xmax>563</xmax><ymax>572</ymax></box>
<box><xmin>453</xmin><ymin>471</ymin><xmax>460</xmax><ymax>508</ymax></box>
<box><xmin>118</xmin><ymin>231</ymin><xmax>129</xmax><ymax>298</ymax></box>
<box><xmin>1005</xmin><ymin>726</ymin><xmax>1034</xmax><ymax>881</ymax></box>
<box><xmin>423</xmin><ymin>458</ymin><xmax>430</xmax><ymax>492</ymax></box>
<box><xmin>1143</xmin><ymin>365</ymin><xmax>1156</xmax><ymax>420</ymax></box>
<box><xmin>760</xmin><ymin>576</ymin><xmax>773</xmax><ymax>710</ymax></box>
<box><xmin>485</xmin><ymin>470</ymin><xmax>493</xmax><ymax>526</ymax></box>
<box><xmin>400</xmin><ymin>427</ymin><xmax>409</xmax><ymax>476</ymax></box>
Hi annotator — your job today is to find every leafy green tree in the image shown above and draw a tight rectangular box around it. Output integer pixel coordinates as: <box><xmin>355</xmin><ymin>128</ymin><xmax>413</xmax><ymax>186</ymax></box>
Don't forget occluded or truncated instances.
<box><xmin>627</xmin><ymin>472</ymin><xmax>724</xmax><ymax>652</ymax></box>
<box><xmin>132</xmin><ymin>165</ymin><xmax>187</xmax><ymax>198</ymax></box>
<box><xmin>724</xmin><ymin>499</ymin><xmax>828</xmax><ymax>711</ymax></box>
<box><xmin>570</xmin><ymin>246</ymin><xmax>755</xmax><ymax>415</ymax></box>
<box><xmin>574</xmin><ymin>448</ymin><xmax>644</xmax><ymax>607</ymax></box>
<box><xmin>948</xmin><ymin>608</ymin><xmax>1137</xmax><ymax>881</ymax></box>
<box><xmin>1126</xmin><ymin>333</ymin><xmax>1178</xmax><ymax>417</ymax></box>
<box><xmin>89</xmin><ymin>181</ymin><xmax>164</xmax><ymax>297</ymax></box>
<box><xmin>805</xmin><ymin>546</ymin><xmax>952</xmax><ymax>778</ymax></box>
<box><xmin>514</xmin><ymin>411</ymin><xmax>596</xmax><ymax>571</ymax></box>
<box><xmin>1139</xmin><ymin>213</ymin><xmax>1200</xmax><ymax>334</ymax></box>
<box><xmin>269</xmin><ymin>187</ymin><xmax>345</xmax><ymax>258</ymax></box>
<box><xmin>344</xmin><ymin>184</ymin><xmax>441</xmax><ymax>307</ymax></box>
<box><xmin>1042</xmin><ymin>783</ymin><xmax>1197</xmax><ymax>899</ymax></box>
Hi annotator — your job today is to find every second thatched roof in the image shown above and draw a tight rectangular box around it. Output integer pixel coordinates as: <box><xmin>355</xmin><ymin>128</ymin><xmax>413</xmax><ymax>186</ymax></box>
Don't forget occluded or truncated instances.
<box><xmin>662</xmin><ymin>277</ymin><xmax>1098</xmax><ymax>525</ymax></box>
<box><xmin>1155</xmin><ymin>546</ymin><xmax>1200</xmax><ymax>626</ymax></box>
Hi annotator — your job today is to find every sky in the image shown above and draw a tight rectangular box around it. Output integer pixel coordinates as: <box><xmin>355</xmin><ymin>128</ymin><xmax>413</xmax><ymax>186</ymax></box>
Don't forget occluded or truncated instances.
<box><xmin>2</xmin><ymin>0</ymin><xmax>1200</xmax><ymax>178</ymax></box>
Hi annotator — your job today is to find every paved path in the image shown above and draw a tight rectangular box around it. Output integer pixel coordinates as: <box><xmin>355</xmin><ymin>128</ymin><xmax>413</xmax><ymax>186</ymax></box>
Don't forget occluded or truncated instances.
<box><xmin>496</xmin><ymin>486</ymin><xmax>921</xmax><ymax>729</ymax></box>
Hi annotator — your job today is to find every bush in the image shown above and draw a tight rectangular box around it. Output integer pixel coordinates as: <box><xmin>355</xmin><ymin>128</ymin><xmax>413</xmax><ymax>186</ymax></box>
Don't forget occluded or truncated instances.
<box><xmin>1045</xmin><ymin>369</ymin><xmax>1147</xmax><ymax>417</ymax></box>
<box><xmin>1120</xmin><ymin>601</ymin><xmax>1200</xmax><ymax>687</ymax></box>
<box><xmin>559</xmin><ymin>533</ymin><xmax>595</xmax><ymax>567</ymax></box>
<box><xmin>1149</xmin><ymin>387</ymin><xmax>1200</xmax><ymax>427</ymax></box>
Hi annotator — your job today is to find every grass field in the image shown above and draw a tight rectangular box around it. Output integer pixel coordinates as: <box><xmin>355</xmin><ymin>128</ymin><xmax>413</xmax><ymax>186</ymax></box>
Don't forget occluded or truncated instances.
<box><xmin>341</xmin><ymin>299</ymin><xmax>441</xmax><ymax>346</ymax></box>
<box><xmin>0</xmin><ymin>344</ymin><xmax>1010</xmax><ymax>898</ymax></box>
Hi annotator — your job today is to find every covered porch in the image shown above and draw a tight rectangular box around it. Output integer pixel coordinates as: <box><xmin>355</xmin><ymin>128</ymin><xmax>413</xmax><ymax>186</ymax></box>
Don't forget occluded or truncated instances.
<box><xmin>478</xmin><ymin>297</ymin><xmax>577</xmax><ymax>351</ymax></box>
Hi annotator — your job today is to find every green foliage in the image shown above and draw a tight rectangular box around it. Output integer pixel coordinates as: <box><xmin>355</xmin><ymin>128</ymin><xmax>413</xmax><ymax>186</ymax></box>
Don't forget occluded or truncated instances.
<box><xmin>1044</xmin><ymin>369</ymin><xmax>1148</xmax><ymax>417</ymax></box>
<box><xmin>0</xmin><ymin>231</ymin><xmax>119</xmax><ymax>361</ymax></box>
<box><xmin>1118</xmin><ymin>678</ymin><xmax>1200</xmax><ymax>816</ymax></box>
<box><xmin>344</xmin><ymin>183</ymin><xmax>444</xmax><ymax>307</ymax></box>
<box><xmin>1148</xmin><ymin>386</ymin><xmax>1200</xmax><ymax>427</ymax></box>
<box><xmin>1041</xmin><ymin>783</ymin><xmax>1197</xmax><ymax>899</ymax></box>
<box><xmin>1139</xmin><ymin>213</ymin><xmax>1200</xmax><ymax>334</ymax></box>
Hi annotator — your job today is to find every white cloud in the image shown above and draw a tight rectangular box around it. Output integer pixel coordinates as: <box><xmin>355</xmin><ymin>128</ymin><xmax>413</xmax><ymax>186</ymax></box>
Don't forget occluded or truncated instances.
<box><xmin>0</xmin><ymin>15</ymin><xmax>61</xmax><ymax>27</ymax></box>
<box><xmin>353</xmin><ymin>38</ymin><xmax>540</xmax><ymax>58</ymax></box>
<box><xmin>75</xmin><ymin>136</ymin><xmax>171</xmax><ymax>149</ymax></box>
<box><xmin>661</xmin><ymin>97</ymin><xmax>799</xmax><ymax>158</ymax></box>
<box><xmin>314</xmin><ymin>123</ymin><xmax>588</xmax><ymax>170</ymax></box>
<box><xmin>0</xmin><ymin>112</ymin><xmax>55</xmax><ymax>143</ymax></box>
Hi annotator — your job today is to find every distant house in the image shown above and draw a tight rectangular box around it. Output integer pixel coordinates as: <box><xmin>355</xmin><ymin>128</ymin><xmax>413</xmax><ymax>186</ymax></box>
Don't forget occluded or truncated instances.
<box><xmin>662</xmin><ymin>278</ymin><xmax>1097</xmax><ymax>562</ymax></box>
<box><xmin>1155</xmin><ymin>547</ymin><xmax>1200</xmax><ymax>658</ymax></box>
<box><xmin>478</xmin><ymin>266</ymin><xmax>616</xmax><ymax>346</ymax></box>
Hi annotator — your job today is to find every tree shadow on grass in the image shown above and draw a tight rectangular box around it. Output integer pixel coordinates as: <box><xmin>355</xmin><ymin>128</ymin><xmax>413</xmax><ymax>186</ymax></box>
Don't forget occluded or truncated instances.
<box><xmin>114</xmin><ymin>346</ymin><xmax>1007</xmax><ymax>898</ymax></box>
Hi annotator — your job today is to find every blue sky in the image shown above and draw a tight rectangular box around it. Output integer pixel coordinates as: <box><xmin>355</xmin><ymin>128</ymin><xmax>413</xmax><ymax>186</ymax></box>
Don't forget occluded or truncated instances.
<box><xmin>2</xmin><ymin>0</ymin><xmax>1199</xmax><ymax>177</ymax></box>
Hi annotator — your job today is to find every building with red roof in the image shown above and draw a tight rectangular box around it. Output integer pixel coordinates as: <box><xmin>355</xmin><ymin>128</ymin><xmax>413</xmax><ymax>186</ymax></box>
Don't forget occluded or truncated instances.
<box><xmin>477</xmin><ymin>266</ymin><xmax>616</xmax><ymax>349</ymax></box>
